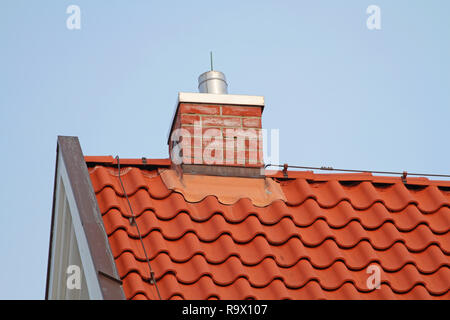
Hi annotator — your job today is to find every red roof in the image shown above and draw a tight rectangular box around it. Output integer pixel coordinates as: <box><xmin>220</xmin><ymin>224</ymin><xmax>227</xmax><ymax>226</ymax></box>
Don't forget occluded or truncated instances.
<box><xmin>86</xmin><ymin>157</ymin><xmax>450</xmax><ymax>300</ymax></box>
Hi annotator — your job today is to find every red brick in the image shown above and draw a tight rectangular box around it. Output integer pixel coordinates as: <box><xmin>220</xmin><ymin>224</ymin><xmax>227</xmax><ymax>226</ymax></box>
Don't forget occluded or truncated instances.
<box><xmin>202</xmin><ymin>137</ymin><xmax>225</xmax><ymax>149</ymax></box>
<box><xmin>247</xmin><ymin>150</ymin><xmax>263</xmax><ymax>164</ymax></box>
<box><xmin>224</xmin><ymin>138</ymin><xmax>259</xmax><ymax>151</ymax></box>
<box><xmin>180</xmin><ymin>144</ymin><xmax>262</xmax><ymax>166</ymax></box>
<box><xmin>181</xmin><ymin>125</ymin><xmax>222</xmax><ymax>137</ymax></box>
<box><xmin>222</xmin><ymin>106</ymin><xmax>262</xmax><ymax>117</ymax></box>
<box><xmin>182</xmin><ymin>154</ymin><xmax>262</xmax><ymax>167</ymax></box>
<box><xmin>224</xmin><ymin>149</ymin><xmax>263</xmax><ymax>165</ymax></box>
<box><xmin>223</xmin><ymin>128</ymin><xmax>261</xmax><ymax>140</ymax></box>
<box><xmin>202</xmin><ymin>148</ymin><xmax>225</xmax><ymax>165</ymax></box>
<box><xmin>172</xmin><ymin>121</ymin><xmax>263</xmax><ymax>167</ymax></box>
<box><xmin>184</xmin><ymin>145</ymin><xmax>224</xmax><ymax>158</ymax></box>
<box><xmin>181</xmin><ymin>149</ymin><xmax>227</xmax><ymax>166</ymax></box>
<box><xmin>179</xmin><ymin>103</ymin><xmax>220</xmax><ymax>115</ymax></box>
<box><xmin>174</xmin><ymin>137</ymin><xmax>225</xmax><ymax>150</ymax></box>
<box><xmin>242</xmin><ymin>117</ymin><xmax>262</xmax><ymax>128</ymax></box>
<box><xmin>175</xmin><ymin>130</ymin><xmax>262</xmax><ymax>151</ymax></box>
<box><xmin>180</xmin><ymin>114</ymin><xmax>200</xmax><ymax>125</ymax></box>
<box><xmin>202</xmin><ymin>116</ymin><xmax>241</xmax><ymax>127</ymax></box>
<box><xmin>181</xmin><ymin>156</ymin><xmax>202</xmax><ymax>165</ymax></box>
<box><xmin>174</xmin><ymin>114</ymin><xmax>181</xmax><ymax>128</ymax></box>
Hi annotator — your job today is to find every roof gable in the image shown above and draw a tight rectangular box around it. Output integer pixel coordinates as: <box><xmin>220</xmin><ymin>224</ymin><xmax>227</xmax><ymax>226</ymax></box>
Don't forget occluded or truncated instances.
<box><xmin>46</xmin><ymin>137</ymin><xmax>125</xmax><ymax>300</ymax></box>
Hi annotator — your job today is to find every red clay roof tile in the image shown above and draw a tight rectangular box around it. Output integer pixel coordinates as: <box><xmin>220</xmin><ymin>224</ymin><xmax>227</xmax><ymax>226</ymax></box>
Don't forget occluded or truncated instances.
<box><xmin>87</xmin><ymin>161</ymin><xmax>450</xmax><ymax>300</ymax></box>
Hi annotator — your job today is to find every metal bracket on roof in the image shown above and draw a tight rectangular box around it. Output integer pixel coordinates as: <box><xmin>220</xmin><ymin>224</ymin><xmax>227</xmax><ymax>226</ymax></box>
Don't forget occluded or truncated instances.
<box><xmin>144</xmin><ymin>271</ymin><xmax>156</xmax><ymax>284</ymax></box>
<box><xmin>129</xmin><ymin>216</ymin><xmax>136</xmax><ymax>226</ymax></box>
<box><xmin>283</xmin><ymin>163</ymin><xmax>288</xmax><ymax>178</ymax></box>
<box><xmin>402</xmin><ymin>171</ymin><xmax>408</xmax><ymax>184</ymax></box>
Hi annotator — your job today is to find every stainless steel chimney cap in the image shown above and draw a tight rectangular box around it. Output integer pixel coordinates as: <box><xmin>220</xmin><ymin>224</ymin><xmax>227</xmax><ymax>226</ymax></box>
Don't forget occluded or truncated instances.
<box><xmin>198</xmin><ymin>70</ymin><xmax>228</xmax><ymax>94</ymax></box>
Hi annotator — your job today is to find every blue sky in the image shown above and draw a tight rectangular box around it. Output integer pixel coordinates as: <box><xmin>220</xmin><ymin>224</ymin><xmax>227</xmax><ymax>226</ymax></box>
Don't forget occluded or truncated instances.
<box><xmin>0</xmin><ymin>1</ymin><xmax>449</xmax><ymax>299</ymax></box>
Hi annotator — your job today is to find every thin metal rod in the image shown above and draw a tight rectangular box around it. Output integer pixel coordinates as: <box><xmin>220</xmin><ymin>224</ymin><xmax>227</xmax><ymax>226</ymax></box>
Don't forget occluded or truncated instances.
<box><xmin>264</xmin><ymin>163</ymin><xmax>450</xmax><ymax>178</ymax></box>
<box><xmin>210</xmin><ymin>51</ymin><xmax>213</xmax><ymax>71</ymax></box>
<box><xmin>116</xmin><ymin>156</ymin><xmax>162</xmax><ymax>300</ymax></box>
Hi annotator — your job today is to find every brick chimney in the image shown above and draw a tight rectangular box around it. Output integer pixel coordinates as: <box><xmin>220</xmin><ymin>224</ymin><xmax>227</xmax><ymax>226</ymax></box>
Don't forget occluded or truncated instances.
<box><xmin>168</xmin><ymin>71</ymin><xmax>265</xmax><ymax>177</ymax></box>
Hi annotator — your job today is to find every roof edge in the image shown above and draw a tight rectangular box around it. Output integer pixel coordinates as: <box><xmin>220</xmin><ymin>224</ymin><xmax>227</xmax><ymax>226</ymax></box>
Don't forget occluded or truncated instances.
<box><xmin>85</xmin><ymin>156</ymin><xmax>171</xmax><ymax>167</ymax></box>
<box><xmin>46</xmin><ymin>136</ymin><xmax>125</xmax><ymax>300</ymax></box>
<box><xmin>266</xmin><ymin>169</ymin><xmax>450</xmax><ymax>186</ymax></box>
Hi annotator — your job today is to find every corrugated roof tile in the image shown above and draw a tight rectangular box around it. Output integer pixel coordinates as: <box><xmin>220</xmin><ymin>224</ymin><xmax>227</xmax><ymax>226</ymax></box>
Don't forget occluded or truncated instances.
<box><xmin>87</xmin><ymin>162</ymin><xmax>450</xmax><ymax>299</ymax></box>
